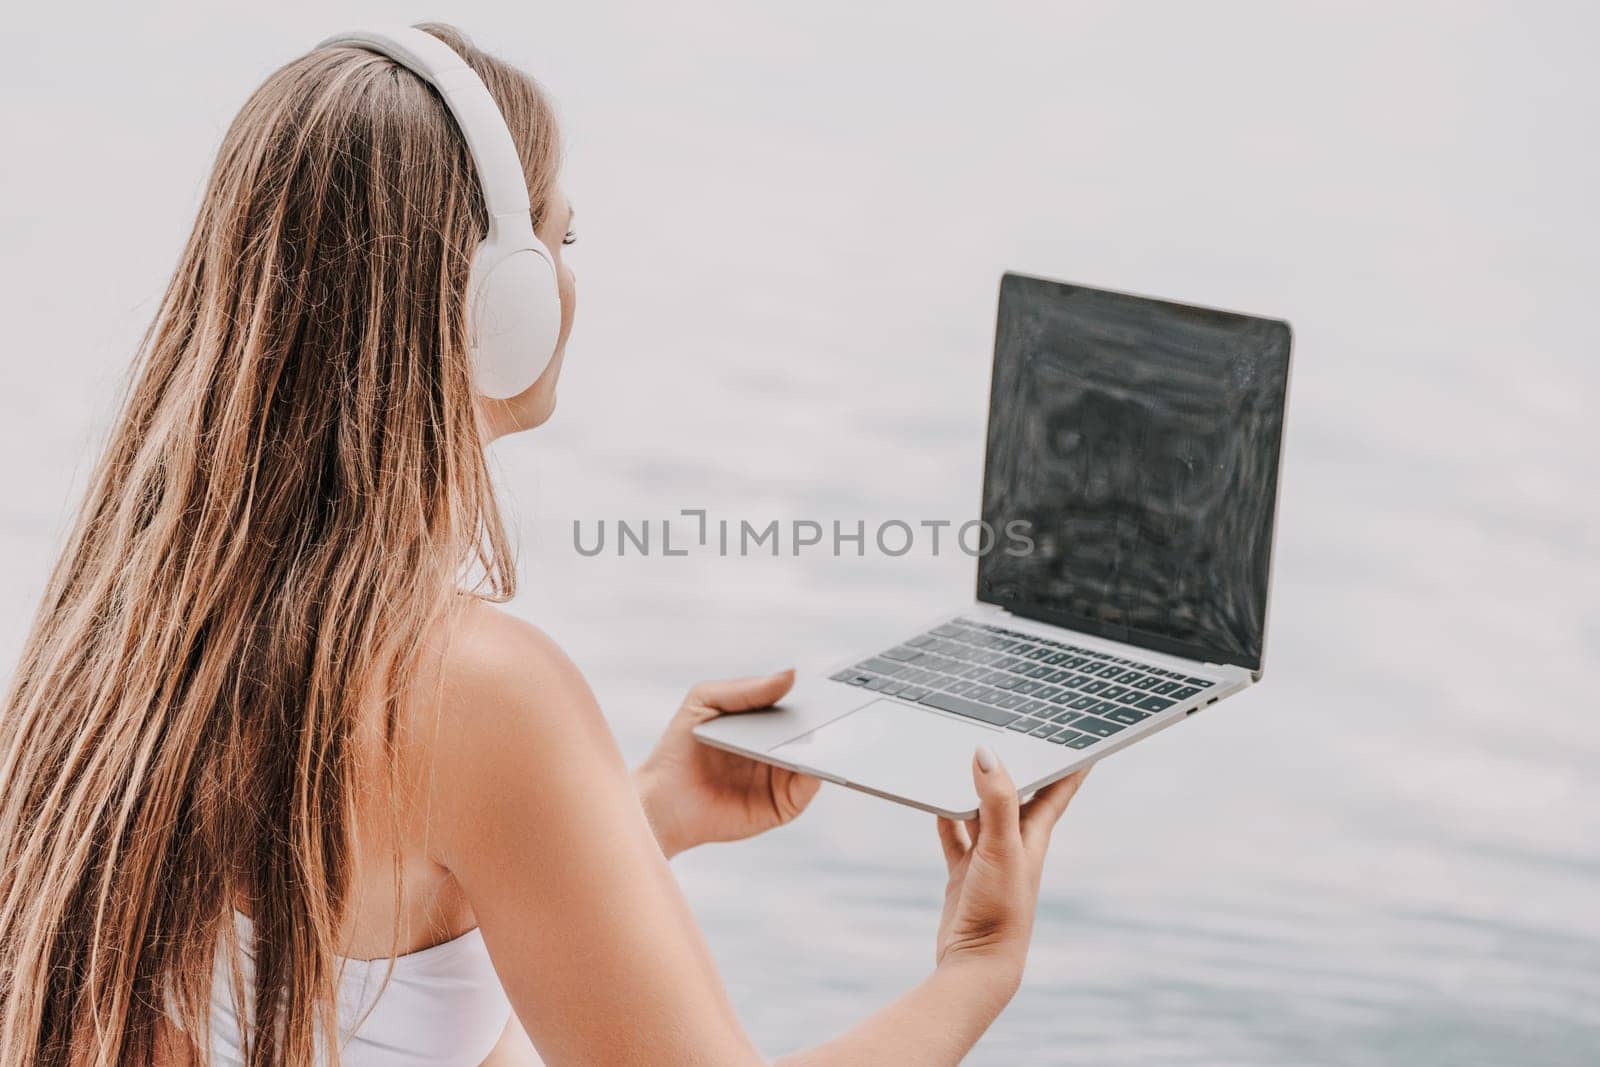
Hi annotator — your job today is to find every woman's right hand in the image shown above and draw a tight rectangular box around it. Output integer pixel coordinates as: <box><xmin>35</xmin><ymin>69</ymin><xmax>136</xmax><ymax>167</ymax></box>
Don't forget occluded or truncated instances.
<box><xmin>933</xmin><ymin>747</ymin><xmax>1090</xmax><ymax>988</ymax></box>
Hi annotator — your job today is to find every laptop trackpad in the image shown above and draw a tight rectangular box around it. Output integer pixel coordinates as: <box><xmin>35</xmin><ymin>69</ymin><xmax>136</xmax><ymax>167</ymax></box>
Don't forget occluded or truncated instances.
<box><xmin>770</xmin><ymin>698</ymin><xmax>995</xmax><ymax>810</ymax></box>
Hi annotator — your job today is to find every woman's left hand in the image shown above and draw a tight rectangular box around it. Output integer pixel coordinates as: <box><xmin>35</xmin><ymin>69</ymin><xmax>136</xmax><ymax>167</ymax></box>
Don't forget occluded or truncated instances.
<box><xmin>634</xmin><ymin>670</ymin><xmax>821</xmax><ymax>858</ymax></box>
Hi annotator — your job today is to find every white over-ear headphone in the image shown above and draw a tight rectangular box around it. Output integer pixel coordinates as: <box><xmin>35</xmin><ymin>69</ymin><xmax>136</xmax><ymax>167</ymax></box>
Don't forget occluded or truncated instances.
<box><xmin>319</xmin><ymin>27</ymin><xmax>563</xmax><ymax>399</ymax></box>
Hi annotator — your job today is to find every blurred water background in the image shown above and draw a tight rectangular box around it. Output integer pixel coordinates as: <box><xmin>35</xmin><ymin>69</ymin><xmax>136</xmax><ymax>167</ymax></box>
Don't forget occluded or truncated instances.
<box><xmin>4</xmin><ymin>2</ymin><xmax>1597</xmax><ymax>1063</ymax></box>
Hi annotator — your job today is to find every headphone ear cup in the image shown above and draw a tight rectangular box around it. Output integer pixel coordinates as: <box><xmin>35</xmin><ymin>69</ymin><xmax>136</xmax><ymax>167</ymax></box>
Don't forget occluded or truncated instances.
<box><xmin>468</xmin><ymin>246</ymin><xmax>562</xmax><ymax>400</ymax></box>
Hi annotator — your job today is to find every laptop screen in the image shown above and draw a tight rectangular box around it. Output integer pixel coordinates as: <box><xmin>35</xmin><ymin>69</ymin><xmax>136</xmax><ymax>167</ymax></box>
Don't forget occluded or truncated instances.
<box><xmin>977</xmin><ymin>274</ymin><xmax>1292</xmax><ymax>672</ymax></box>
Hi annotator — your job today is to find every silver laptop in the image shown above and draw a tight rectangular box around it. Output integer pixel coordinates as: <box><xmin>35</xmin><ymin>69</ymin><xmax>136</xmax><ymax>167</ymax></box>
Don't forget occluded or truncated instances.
<box><xmin>696</xmin><ymin>273</ymin><xmax>1293</xmax><ymax>818</ymax></box>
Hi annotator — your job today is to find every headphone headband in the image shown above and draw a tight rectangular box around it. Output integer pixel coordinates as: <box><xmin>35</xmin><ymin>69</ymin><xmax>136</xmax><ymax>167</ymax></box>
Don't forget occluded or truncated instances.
<box><xmin>317</xmin><ymin>27</ymin><xmax>531</xmax><ymax>222</ymax></box>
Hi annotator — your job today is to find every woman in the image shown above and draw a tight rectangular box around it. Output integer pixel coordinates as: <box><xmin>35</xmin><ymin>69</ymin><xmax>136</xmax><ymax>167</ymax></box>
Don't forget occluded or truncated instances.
<box><xmin>0</xmin><ymin>23</ymin><xmax>1087</xmax><ymax>1065</ymax></box>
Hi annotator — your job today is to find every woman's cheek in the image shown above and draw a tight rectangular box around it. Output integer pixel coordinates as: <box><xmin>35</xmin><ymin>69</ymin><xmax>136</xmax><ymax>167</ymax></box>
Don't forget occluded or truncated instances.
<box><xmin>559</xmin><ymin>266</ymin><xmax>577</xmax><ymax>337</ymax></box>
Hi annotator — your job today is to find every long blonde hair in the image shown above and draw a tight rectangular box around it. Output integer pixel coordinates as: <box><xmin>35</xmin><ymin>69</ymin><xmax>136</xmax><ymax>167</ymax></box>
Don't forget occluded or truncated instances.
<box><xmin>0</xmin><ymin>24</ymin><xmax>558</xmax><ymax>1064</ymax></box>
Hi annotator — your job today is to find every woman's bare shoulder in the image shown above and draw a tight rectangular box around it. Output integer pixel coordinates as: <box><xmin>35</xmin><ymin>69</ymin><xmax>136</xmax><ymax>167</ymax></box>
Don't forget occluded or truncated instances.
<box><xmin>398</xmin><ymin>599</ymin><xmax>619</xmax><ymax>854</ymax></box>
<box><xmin>406</xmin><ymin>597</ymin><xmax>605</xmax><ymax>735</ymax></box>
<box><xmin>430</xmin><ymin>599</ymin><xmax>576</xmax><ymax>691</ymax></box>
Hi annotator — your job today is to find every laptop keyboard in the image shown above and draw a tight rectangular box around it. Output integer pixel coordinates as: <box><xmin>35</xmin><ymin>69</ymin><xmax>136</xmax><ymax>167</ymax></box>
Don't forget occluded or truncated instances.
<box><xmin>829</xmin><ymin>617</ymin><xmax>1213</xmax><ymax>750</ymax></box>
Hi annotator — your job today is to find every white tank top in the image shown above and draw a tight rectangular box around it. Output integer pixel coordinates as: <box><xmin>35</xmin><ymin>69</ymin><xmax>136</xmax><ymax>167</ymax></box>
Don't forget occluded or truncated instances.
<box><xmin>208</xmin><ymin>912</ymin><xmax>513</xmax><ymax>1066</ymax></box>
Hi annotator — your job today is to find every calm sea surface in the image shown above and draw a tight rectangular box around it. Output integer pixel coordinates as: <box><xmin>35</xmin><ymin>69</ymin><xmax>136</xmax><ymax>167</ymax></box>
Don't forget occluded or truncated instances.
<box><xmin>4</xmin><ymin>3</ymin><xmax>1597</xmax><ymax>1063</ymax></box>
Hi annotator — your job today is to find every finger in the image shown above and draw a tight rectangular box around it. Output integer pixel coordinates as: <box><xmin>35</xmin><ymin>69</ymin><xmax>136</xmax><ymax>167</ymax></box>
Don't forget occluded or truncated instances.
<box><xmin>936</xmin><ymin>816</ymin><xmax>970</xmax><ymax>870</ymax></box>
<box><xmin>779</xmin><ymin>769</ymin><xmax>823</xmax><ymax>815</ymax></box>
<box><xmin>687</xmin><ymin>669</ymin><xmax>796</xmax><ymax>713</ymax></box>
<box><xmin>971</xmin><ymin>745</ymin><xmax>1021</xmax><ymax>859</ymax></box>
<box><xmin>1020</xmin><ymin>766</ymin><xmax>1090</xmax><ymax>850</ymax></box>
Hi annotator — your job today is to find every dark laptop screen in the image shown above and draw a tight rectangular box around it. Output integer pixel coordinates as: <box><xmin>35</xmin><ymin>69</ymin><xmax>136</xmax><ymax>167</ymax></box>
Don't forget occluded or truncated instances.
<box><xmin>977</xmin><ymin>274</ymin><xmax>1291</xmax><ymax>672</ymax></box>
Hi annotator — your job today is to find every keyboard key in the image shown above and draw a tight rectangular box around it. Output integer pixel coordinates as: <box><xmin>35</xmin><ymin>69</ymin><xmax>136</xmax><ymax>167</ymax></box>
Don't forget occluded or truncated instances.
<box><xmin>1116</xmin><ymin>670</ymin><xmax>1142</xmax><ymax>684</ymax></box>
<box><xmin>1135</xmin><ymin>695</ymin><xmax>1175</xmax><ymax>712</ymax></box>
<box><xmin>996</xmin><ymin>694</ymin><xmax>1026</xmax><ymax>710</ymax></box>
<box><xmin>1154</xmin><ymin>680</ymin><xmax>1179</xmax><ymax>695</ymax></box>
<box><xmin>947</xmin><ymin>681</ymin><xmax>976</xmax><ymax>696</ymax></box>
<box><xmin>1029</xmin><ymin>723</ymin><xmax>1061</xmax><ymax>739</ymax></box>
<box><xmin>1096</xmin><ymin>664</ymin><xmax>1123</xmax><ymax>678</ymax></box>
<box><xmin>1035</xmin><ymin>686</ymin><xmax>1063</xmax><ymax>700</ymax></box>
<box><xmin>1020</xmin><ymin>699</ymin><xmax>1051</xmax><ymax>715</ymax></box>
<box><xmin>1049</xmin><ymin>708</ymin><xmax>1080</xmax><ymax>724</ymax></box>
<box><xmin>858</xmin><ymin>658</ymin><xmax>906</xmax><ymax>676</ymax></box>
<box><xmin>1134</xmin><ymin>676</ymin><xmax>1159</xmax><ymax>690</ymax></box>
<box><xmin>830</xmin><ymin>670</ymin><xmax>854</xmax><ymax>682</ymax></box>
<box><xmin>1027</xmin><ymin>665</ymin><xmax>1053</xmax><ymax>679</ymax></box>
<box><xmin>846</xmin><ymin>673</ymin><xmax>873</xmax><ymax>686</ymax></box>
<box><xmin>1081</xmin><ymin>680</ymin><xmax>1108</xmax><ymax>695</ymax></box>
<box><xmin>1006</xmin><ymin>716</ymin><xmax>1045</xmax><ymax>732</ymax></box>
<box><xmin>1102</xmin><ymin>706</ymin><xmax>1149</xmax><ymax>725</ymax></box>
<box><xmin>920</xmin><ymin>691</ymin><xmax>1019</xmax><ymax>727</ymax></box>
<box><xmin>1073</xmin><ymin>716</ymin><xmax>1124</xmax><ymax>738</ymax></box>
<box><xmin>1047</xmin><ymin>730</ymin><xmax>1079</xmax><ymax>744</ymax></box>
<box><xmin>1069</xmin><ymin>695</ymin><xmax>1097</xmax><ymax>710</ymax></box>
<box><xmin>1172</xmin><ymin>686</ymin><xmax>1201</xmax><ymax>700</ymax></box>
<box><xmin>905</xmin><ymin>634</ymin><xmax>935</xmax><ymax>647</ymax></box>
<box><xmin>1089</xmin><ymin>701</ymin><xmax>1122</xmax><ymax>717</ymax></box>
<box><xmin>1101</xmin><ymin>685</ymin><xmax>1128</xmax><ymax>700</ymax></box>
<box><xmin>897</xmin><ymin>686</ymin><xmax>929</xmax><ymax>701</ymax></box>
<box><xmin>931</xmin><ymin>625</ymin><xmax>965</xmax><ymax>637</ymax></box>
<box><xmin>864</xmin><ymin>677</ymin><xmax>888</xmax><ymax>690</ymax></box>
<box><xmin>1014</xmin><ymin>681</ymin><xmax>1041</xmax><ymax>695</ymax></box>
<box><xmin>1185</xmin><ymin>677</ymin><xmax>1215</xmax><ymax>688</ymax></box>
<box><xmin>1063</xmin><ymin>732</ymin><xmax>1098</xmax><ymax>749</ymax></box>
<box><xmin>882</xmin><ymin>681</ymin><xmax>906</xmax><ymax>696</ymax></box>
